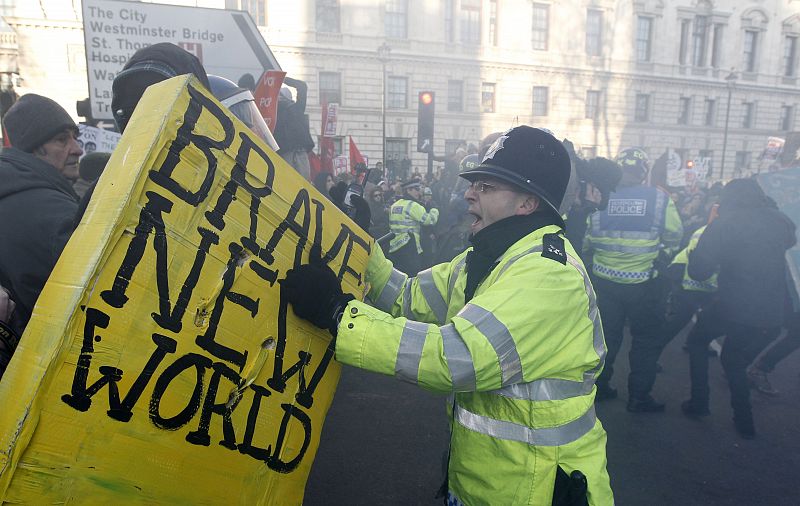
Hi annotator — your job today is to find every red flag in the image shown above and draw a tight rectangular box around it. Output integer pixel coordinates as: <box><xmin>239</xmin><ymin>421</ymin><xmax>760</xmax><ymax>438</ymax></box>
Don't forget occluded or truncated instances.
<box><xmin>253</xmin><ymin>70</ymin><xmax>286</xmax><ymax>132</ymax></box>
<box><xmin>349</xmin><ymin>136</ymin><xmax>366</xmax><ymax>173</ymax></box>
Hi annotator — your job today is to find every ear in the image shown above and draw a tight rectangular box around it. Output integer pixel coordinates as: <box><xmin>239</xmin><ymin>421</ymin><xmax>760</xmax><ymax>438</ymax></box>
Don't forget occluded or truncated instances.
<box><xmin>516</xmin><ymin>194</ymin><xmax>540</xmax><ymax>216</ymax></box>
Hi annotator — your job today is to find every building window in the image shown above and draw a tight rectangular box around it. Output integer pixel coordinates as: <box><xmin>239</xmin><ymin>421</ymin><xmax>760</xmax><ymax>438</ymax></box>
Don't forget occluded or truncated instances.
<box><xmin>585</xmin><ymin>90</ymin><xmax>600</xmax><ymax>119</ymax></box>
<box><xmin>532</xmin><ymin>3</ymin><xmax>549</xmax><ymax>51</ymax></box>
<box><xmin>316</xmin><ymin>0</ymin><xmax>339</xmax><ymax>33</ymax></box>
<box><xmin>692</xmin><ymin>15</ymin><xmax>709</xmax><ymax>67</ymax></box>
<box><xmin>635</xmin><ymin>93</ymin><xmax>650</xmax><ymax>122</ymax></box>
<box><xmin>780</xmin><ymin>105</ymin><xmax>794</xmax><ymax>131</ymax></box>
<box><xmin>735</xmin><ymin>151</ymin><xmax>752</xmax><ymax>171</ymax></box>
<box><xmin>226</xmin><ymin>0</ymin><xmax>267</xmax><ymax>26</ymax></box>
<box><xmin>678</xmin><ymin>19</ymin><xmax>690</xmax><ymax>65</ymax></box>
<box><xmin>704</xmin><ymin>98</ymin><xmax>716</xmax><ymax>126</ymax></box>
<box><xmin>448</xmin><ymin>80</ymin><xmax>463</xmax><ymax>112</ymax></box>
<box><xmin>386</xmin><ymin>138</ymin><xmax>410</xmax><ymax>177</ymax></box>
<box><xmin>586</xmin><ymin>9</ymin><xmax>603</xmax><ymax>57</ymax></box>
<box><xmin>481</xmin><ymin>82</ymin><xmax>496</xmax><ymax>113</ymax></box>
<box><xmin>444</xmin><ymin>0</ymin><xmax>455</xmax><ymax>43</ymax></box>
<box><xmin>678</xmin><ymin>97</ymin><xmax>691</xmax><ymax>125</ymax></box>
<box><xmin>489</xmin><ymin>0</ymin><xmax>498</xmax><ymax>46</ymax></box>
<box><xmin>742</xmin><ymin>102</ymin><xmax>754</xmax><ymax>129</ymax></box>
<box><xmin>319</xmin><ymin>71</ymin><xmax>341</xmax><ymax>105</ymax></box>
<box><xmin>532</xmin><ymin>86</ymin><xmax>549</xmax><ymax>116</ymax></box>
<box><xmin>445</xmin><ymin>139</ymin><xmax>467</xmax><ymax>156</ymax></box>
<box><xmin>636</xmin><ymin>16</ymin><xmax>653</xmax><ymax>62</ymax></box>
<box><xmin>743</xmin><ymin>30</ymin><xmax>759</xmax><ymax>73</ymax></box>
<box><xmin>581</xmin><ymin>146</ymin><xmax>597</xmax><ymax>159</ymax></box>
<box><xmin>385</xmin><ymin>0</ymin><xmax>408</xmax><ymax>39</ymax></box>
<box><xmin>387</xmin><ymin>76</ymin><xmax>407</xmax><ymax>109</ymax></box>
<box><xmin>710</xmin><ymin>24</ymin><xmax>724</xmax><ymax>68</ymax></box>
<box><xmin>460</xmin><ymin>0</ymin><xmax>481</xmax><ymax>45</ymax></box>
<box><xmin>784</xmin><ymin>36</ymin><xmax>798</xmax><ymax>77</ymax></box>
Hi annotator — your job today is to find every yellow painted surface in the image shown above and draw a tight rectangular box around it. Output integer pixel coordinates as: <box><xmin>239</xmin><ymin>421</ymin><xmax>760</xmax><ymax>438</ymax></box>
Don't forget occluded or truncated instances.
<box><xmin>0</xmin><ymin>76</ymin><xmax>371</xmax><ymax>504</ymax></box>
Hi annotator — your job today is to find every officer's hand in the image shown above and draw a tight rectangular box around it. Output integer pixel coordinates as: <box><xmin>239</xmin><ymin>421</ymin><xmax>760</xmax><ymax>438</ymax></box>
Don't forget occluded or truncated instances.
<box><xmin>282</xmin><ymin>263</ymin><xmax>354</xmax><ymax>337</ymax></box>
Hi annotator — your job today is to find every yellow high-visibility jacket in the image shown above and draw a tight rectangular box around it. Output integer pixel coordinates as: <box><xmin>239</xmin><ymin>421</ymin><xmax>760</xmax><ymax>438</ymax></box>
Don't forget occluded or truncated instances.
<box><xmin>388</xmin><ymin>198</ymin><xmax>439</xmax><ymax>253</ymax></box>
<box><xmin>337</xmin><ymin>225</ymin><xmax>614</xmax><ymax>506</ymax></box>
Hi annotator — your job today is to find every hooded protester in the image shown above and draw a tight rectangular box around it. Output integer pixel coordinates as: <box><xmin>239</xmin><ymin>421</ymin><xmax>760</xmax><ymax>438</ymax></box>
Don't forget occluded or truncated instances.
<box><xmin>0</xmin><ymin>94</ymin><xmax>83</xmax><ymax>339</ymax></box>
<box><xmin>73</xmin><ymin>43</ymin><xmax>210</xmax><ymax>226</ymax></box>
<box><xmin>683</xmin><ymin>178</ymin><xmax>796</xmax><ymax>438</ymax></box>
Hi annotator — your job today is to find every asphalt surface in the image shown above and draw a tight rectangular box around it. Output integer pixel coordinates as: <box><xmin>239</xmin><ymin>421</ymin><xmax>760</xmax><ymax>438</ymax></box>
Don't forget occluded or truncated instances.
<box><xmin>304</xmin><ymin>326</ymin><xmax>800</xmax><ymax>505</ymax></box>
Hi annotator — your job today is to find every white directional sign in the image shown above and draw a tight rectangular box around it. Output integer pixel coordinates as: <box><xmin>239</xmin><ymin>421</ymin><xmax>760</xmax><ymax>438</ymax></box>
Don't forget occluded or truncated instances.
<box><xmin>82</xmin><ymin>0</ymin><xmax>281</xmax><ymax>120</ymax></box>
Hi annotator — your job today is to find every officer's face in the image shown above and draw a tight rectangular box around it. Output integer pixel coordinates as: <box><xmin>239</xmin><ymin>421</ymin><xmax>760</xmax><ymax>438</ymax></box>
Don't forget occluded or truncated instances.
<box><xmin>464</xmin><ymin>177</ymin><xmax>538</xmax><ymax>234</ymax></box>
<box><xmin>34</xmin><ymin>129</ymin><xmax>83</xmax><ymax>181</ymax></box>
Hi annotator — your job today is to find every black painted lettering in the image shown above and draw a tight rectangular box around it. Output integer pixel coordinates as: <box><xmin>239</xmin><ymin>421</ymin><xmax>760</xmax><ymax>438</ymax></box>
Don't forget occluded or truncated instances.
<box><xmin>267</xmin><ymin>403</ymin><xmax>312</xmax><ymax>474</ymax></box>
<box><xmin>186</xmin><ymin>361</ymin><xmax>243</xmax><ymax>449</ymax></box>
<box><xmin>195</xmin><ymin>243</ymin><xmax>256</xmax><ymax>369</ymax></box>
<box><xmin>237</xmin><ymin>384</ymin><xmax>272</xmax><ymax>461</ymax></box>
<box><xmin>149</xmin><ymin>85</ymin><xmax>234</xmax><ymax>205</ymax></box>
<box><xmin>62</xmin><ymin>307</ymin><xmax>110</xmax><ymax>411</ymax></box>
<box><xmin>149</xmin><ymin>353</ymin><xmax>212</xmax><ymax>430</ymax></box>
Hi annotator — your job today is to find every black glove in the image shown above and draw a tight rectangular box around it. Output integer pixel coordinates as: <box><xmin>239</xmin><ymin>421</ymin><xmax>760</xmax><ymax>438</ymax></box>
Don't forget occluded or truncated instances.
<box><xmin>328</xmin><ymin>181</ymin><xmax>372</xmax><ymax>231</ymax></box>
<box><xmin>282</xmin><ymin>263</ymin><xmax>354</xmax><ymax>336</ymax></box>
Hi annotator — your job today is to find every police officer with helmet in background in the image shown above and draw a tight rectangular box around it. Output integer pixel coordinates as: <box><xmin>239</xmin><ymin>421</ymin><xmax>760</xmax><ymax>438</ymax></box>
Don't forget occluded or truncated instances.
<box><xmin>584</xmin><ymin>147</ymin><xmax>683</xmax><ymax>411</ymax></box>
<box><xmin>282</xmin><ymin>125</ymin><xmax>613</xmax><ymax>505</ymax></box>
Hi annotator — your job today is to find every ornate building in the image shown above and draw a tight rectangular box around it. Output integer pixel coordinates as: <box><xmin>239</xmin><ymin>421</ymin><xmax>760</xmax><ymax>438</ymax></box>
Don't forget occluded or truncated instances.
<box><xmin>3</xmin><ymin>0</ymin><xmax>800</xmax><ymax>179</ymax></box>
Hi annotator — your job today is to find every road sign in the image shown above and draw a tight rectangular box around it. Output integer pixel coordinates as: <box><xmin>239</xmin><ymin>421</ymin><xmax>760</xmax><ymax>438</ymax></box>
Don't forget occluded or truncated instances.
<box><xmin>82</xmin><ymin>0</ymin><xmax>281</xmax><ymax>120</ymax></box>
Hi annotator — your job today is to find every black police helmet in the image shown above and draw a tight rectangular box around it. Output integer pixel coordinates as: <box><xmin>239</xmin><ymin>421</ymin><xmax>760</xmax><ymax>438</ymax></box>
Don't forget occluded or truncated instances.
<box><xmin>459</xmin><ymin>125</ymin><xmax>571</xmax><ymax>216</ymax></box>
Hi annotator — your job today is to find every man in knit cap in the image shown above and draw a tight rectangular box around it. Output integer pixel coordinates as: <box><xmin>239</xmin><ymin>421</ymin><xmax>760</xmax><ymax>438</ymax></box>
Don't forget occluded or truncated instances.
<box><xmin>0</xmin><ymin>93</ymin><xmax>83</xmax><ymax>335</ymax></box>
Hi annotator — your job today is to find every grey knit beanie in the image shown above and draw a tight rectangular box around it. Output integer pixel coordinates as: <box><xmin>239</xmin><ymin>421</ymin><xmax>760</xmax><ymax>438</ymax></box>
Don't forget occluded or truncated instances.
<box><xmin>4</xmin><ymin>94</ymin><xmax>78</xmax><ymax>152</ymax></box>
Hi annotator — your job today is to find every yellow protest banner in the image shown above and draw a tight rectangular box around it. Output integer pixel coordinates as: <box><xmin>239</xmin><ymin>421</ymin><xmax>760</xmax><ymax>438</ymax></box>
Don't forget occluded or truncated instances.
<box><xmin>0</xmin><ymin>75</ymin><xmax>371</xmax><ymax>504</ymax></box>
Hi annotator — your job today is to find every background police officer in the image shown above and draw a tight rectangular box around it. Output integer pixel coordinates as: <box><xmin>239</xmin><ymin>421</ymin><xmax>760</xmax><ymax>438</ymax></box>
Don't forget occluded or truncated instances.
<box><xmin>584</xmin><ymin>148</ymin><xmax>683</xmax><ymax>411</ymax></box>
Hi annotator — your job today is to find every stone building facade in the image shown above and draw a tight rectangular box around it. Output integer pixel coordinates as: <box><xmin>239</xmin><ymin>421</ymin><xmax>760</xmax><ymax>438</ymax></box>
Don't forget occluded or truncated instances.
<box><xmin>2</xmin><ymin>0</ymin><xmax>800</xmax><ymax>180</ymax></box>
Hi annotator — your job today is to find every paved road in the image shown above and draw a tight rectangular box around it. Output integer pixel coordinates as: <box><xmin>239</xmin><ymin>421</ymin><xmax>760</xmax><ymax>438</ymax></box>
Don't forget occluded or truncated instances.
<box><xmin>305</xmin><ymin>327</ymin><xmax>800</xmax><ymax>505</ymax></box>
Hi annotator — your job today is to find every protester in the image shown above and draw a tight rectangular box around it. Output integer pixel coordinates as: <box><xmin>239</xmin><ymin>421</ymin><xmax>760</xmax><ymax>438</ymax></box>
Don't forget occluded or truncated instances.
<box><xmin>0</xmin><ymin>94</ymin><xmax>83</xmax><ymax>334</ymax></box>
<box><xmin>274</xmin><ymin>77</ymin><xmax>315</xmax><ymax>180</ymax></box>
<box><xmin>684</xmin><ymin>179</ymin><xmax>796</xmax><ymax>438</ymax></box>
<box><xmin>283</xmin><ymin>126</ymin><xmax>613</xmax><ymax>505</ymax></box>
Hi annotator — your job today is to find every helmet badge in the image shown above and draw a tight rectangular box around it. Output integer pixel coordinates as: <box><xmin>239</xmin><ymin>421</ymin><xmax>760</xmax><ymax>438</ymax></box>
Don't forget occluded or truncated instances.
<box><xmin>482</xmin><ymin>133</ymin><xmax>509</xmax><ymax>163</ymax></box>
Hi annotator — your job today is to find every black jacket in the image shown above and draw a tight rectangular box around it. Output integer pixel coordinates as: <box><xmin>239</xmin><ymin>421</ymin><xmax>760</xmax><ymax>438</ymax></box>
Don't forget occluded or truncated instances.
<box><xmin>274</xmin><ymin>78</ymin><xmax>314</xmax><ymax>153</ymax></box>
<box><xmin>689</xmin><ymin>205</ymin><xmax>796</xmax><ymax>328</ymax></box>
<box><xmin>0</xmin><ymin>148</ymin><xmax>79</xmax><ymax>331</ymax></box>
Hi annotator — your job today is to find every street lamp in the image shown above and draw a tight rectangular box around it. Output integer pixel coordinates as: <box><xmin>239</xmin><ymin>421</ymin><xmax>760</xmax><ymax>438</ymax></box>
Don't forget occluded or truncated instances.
<box><xmin>720</xmin><ymin>70</ymin><xmax>738</xmax><ymax>180</ymax></box>
<box><xmin>377</xmin><ymin>42</ymin><xmax>391</xmax><ymax>179</ymax></box>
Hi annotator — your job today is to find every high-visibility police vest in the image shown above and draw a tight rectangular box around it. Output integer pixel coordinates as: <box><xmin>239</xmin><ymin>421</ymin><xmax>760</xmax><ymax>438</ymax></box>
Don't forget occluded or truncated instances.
<box><xmin>388</xmin><ymin>198</ymin><xmax>439</xmax><ymax>254</ymax></box>
<box><xmin>671</xmin><ymin>225</ymin><xmax>718</xmax><ymax>292</ymax></box>
<box><xmin>586</xmin><ymin>185</ymin><xmax>683</xmax><ymax>284</ymax></box>
<box><xmin>337</xmin><ymin>225</ymin><xmax>614</xmax><ymax>505</ymax></box>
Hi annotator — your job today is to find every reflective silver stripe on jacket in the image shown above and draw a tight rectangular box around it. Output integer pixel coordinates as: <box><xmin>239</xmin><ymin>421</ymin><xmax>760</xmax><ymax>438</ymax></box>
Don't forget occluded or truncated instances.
<box><xmin>395</xmin><ymin>320</ymin><xmax>429</xmax><ymax>383</ymax></box>
<box><xmin>418</xmin><ymin>268</ymin><xmax>448</xmax><ymax>324</ymax></box>
<box><xmin>402</xmin><ymin>280</ymin><xmax>414</xmax><ymax>318</ymax></box>
<box><xmin>457</xmin><ymin>304</ymin><xmax>523</xmax><ymax>386</ymax></box>
<box><xmin>441</xmin><ymin>324</ymin><xmax>477</xmax><ymax>391</ymax></box>
<box><xmin>589</xmin><ymin>228</ymin><xmax>660</xmax><ymax>241</ymax></box>
<box><xmin>491</xmin><ymin>252</ymin><xmax>606</xmax><ymax>401</ymax></box>
<box><xmin>592</xmin><ymin>263</ymin><xmax>651</xmax><ymax>281</ymax></box>
<box><xmin>448</xmin><ymin>257</ymin><xmax>466</xmax><ymax>301</ymax></box>
<box><xmin>373</xmin><ymin>268</ymin><xmax>406</xmax><ymax>313</ymax></box>
<box><xmin>591</xmin><ymin>242</ymin><xmax>659</xmax><ymax>255</ymax></box>
<box><xmin>455</xmin><ymin>403</ymin><xmax>597</xmax><ymax>447</ymax></box>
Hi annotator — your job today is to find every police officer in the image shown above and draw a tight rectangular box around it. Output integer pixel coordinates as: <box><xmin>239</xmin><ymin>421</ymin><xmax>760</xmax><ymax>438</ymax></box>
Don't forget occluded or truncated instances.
<box><xmin>387</xmin><ymin>178</ymin><xmax>439</xmax><ymax>275</ymax></box>
<box><xmin>584</xmin><ymin>147</ymin><xmax>683</xmax><ymax>411</ymax></box>
<box><xmin>283</xmin><ymin>126</ymin><xmax>613</xmax><ymax>505</ymax></box>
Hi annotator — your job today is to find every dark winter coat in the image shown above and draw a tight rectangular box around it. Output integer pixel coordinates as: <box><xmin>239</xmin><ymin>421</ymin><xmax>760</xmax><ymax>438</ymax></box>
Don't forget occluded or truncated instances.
<box><xmin>689</xmin><ymin>183</ymin><xmax>796</xmax><ymax>328</ymax></box>
<box><xmin>0</xmin><ymin>148</ymin><xmax>79</xmax><ymax>332</ymax></box>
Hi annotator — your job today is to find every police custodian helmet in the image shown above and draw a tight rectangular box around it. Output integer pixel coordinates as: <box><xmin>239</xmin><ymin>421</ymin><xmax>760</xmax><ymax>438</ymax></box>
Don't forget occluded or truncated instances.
<box><xmin>459</xmin><ymin>125</ymin><xmax>571</xmax><ymax>216</ymax></box>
